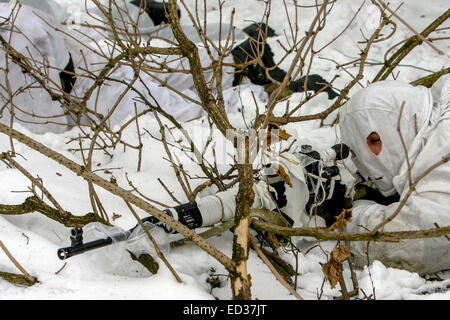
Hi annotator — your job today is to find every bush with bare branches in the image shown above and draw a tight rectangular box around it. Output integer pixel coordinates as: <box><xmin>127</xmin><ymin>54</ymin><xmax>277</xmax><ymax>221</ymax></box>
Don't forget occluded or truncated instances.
<box><xmin>0</xmin><ymin>0</ymin><xmax>449</xmax><ymax>300</ymax></box>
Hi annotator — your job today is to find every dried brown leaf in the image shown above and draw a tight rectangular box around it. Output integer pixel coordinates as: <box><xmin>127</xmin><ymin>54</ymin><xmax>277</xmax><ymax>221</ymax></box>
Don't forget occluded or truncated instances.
<box><xmin>266</xmin><ymin>123</ymin><xmax>292</xmax><ymax>146</ymax></box>
<box><xmin>322</xmin><ymin>244</ymin><xmax>350</xmax><ymax>289</ymax></box>
<box><xmin>322</xmin><ymin>257</ymin><xmax>343</xmax><ymax>289</ymax></box>
<box><xmin>328</xmin><ymin>209</ymin><xmax>352</xmax><ymax>231</ymax></box>
<box><xmin>277</xmin><ymin>165</ymin><xmax>293</xmax><ymax>187</ymax></box>
<box><xmin>331</xmin><ymin>244</ymin><xmax>350</xmax><ymax>262</ymax></box>
<box><xmin>266</xmin><ymin>163</ymin><xmax>292</xmax><ymax>187</ymax></box>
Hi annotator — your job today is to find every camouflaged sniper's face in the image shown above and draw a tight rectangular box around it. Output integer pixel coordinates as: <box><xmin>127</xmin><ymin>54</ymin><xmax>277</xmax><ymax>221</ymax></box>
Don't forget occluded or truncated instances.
<box><xmin>339</xmin><ymin>81</ymin><xmax>434</xmax><ymax>196</ymax></box>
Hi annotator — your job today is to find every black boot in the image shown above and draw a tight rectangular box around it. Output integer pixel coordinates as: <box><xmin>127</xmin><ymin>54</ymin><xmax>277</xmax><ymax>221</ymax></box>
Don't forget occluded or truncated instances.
<box><xmin>129</xmin><ymin>0</ymin><xmax>180</xmax><ymax>26</ymax></box>
<box><xmin>289</xmin><ymin>74</ymin><xmax>339</xmax><ymax>100</ymax></box>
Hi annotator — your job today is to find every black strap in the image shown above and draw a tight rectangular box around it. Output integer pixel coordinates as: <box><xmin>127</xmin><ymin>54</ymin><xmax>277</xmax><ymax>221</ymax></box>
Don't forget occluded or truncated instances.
<box><xmin>141</xmin><ymin>201</ymin><xmax>203</xmax><ymax>234</ymax></box>
<box><xmin>173</xmin><ymin>202</ymin><xmax>203</xmax><ymax>230</ymax></box>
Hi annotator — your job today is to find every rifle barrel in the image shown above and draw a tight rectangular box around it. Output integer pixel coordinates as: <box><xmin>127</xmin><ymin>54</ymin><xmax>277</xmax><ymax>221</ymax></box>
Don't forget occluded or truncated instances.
<box><xmin>57</xmin><ymin>216</ymin><xmax>159</xmax><ymax>260</ymax></box>
<box><xmin>57</xmin><ymin>237</ymin><xmax>113</xmax><ymax>260</ymax></box>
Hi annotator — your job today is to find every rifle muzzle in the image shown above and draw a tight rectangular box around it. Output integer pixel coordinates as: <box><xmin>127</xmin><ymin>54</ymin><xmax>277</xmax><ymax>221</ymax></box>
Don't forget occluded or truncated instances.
<box><xmin>57</xmin><ymin>237</ymin><xmax>113</xmax><ymax>260</ymax></box>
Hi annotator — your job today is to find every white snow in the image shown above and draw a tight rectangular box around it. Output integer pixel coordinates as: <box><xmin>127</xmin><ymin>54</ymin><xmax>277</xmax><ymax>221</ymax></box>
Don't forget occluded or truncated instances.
<box><xmin>0</xmin><ymin>0</ymin><xmax>449</xmax><ymax>301</ymax></box>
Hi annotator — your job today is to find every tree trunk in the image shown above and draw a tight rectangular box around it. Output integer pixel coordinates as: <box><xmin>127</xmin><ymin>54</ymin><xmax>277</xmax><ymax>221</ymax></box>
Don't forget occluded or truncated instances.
<box><xmin>231</xmin><ymin>136</ymin><xmax>254</xmax><ymax>299</ymax></box>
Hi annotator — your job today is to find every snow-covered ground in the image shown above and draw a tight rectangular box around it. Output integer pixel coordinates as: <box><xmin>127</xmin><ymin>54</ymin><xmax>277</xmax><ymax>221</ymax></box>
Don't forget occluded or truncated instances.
<box><xmin>0</xmin><ymin>0</ymin><xmax>449</xmax><ymax>301</ymax></box>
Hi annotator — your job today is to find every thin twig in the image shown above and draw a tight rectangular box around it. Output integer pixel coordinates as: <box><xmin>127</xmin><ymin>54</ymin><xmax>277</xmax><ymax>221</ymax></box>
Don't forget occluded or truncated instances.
<box><xmin>376</xmin><ymin>0</ymin><xmax>444</xmax><ymax>55</ymax></box>
<box><xmin>3</xmin><ymin>154</ymin><xmax>67</xmax><ymax>217</ymax></box>
<box><xmin>249</xmin><ymin>234</ymin><xmax>303</xmax><ymax>300</ymax></box>
<box><xmin>396</xmin><ymin>101</ymin><xmax>414</xmax><ymax>188</ymax></box>
<box><xmin>0</xmin><ymin>239</ymin><xmax>36</xmax><ymax>284</ymax></box>
<box><xmin>123</xmin><ymin>200</ymin><xmax>182</xmax><ymax>283</ymax></box>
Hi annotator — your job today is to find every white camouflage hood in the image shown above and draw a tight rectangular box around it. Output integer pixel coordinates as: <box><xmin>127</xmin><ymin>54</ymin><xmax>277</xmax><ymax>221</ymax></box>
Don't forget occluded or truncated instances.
<box><xmin>339</xmin><ymin>81</ymin><xmax>435</xmax><ymax>196</ymax></box>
